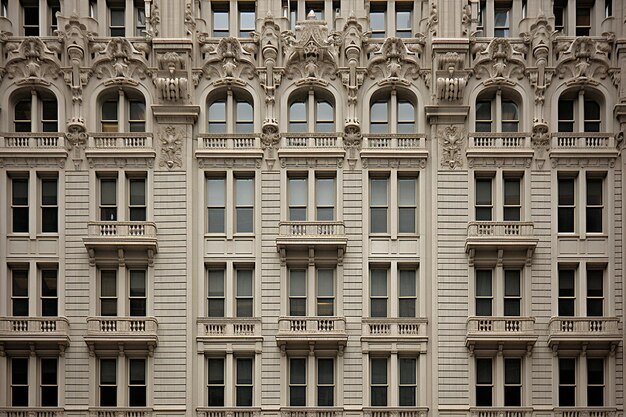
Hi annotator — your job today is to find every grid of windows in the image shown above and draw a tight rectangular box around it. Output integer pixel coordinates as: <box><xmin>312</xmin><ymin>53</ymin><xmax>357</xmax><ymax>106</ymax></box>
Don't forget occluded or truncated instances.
<box><xmin>207</xmin><ymin>174</ymin><xmax>255</xmax><ymax>234</ymax></box>
<box><xmin>289</xmin><ymin>94</ymin><xmax>335</xmax><ymax>133</ymax></box>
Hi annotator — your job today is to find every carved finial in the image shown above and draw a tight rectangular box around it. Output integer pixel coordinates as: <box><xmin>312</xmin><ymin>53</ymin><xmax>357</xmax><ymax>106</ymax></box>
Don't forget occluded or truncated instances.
<box><xmin>307</xmin><ymin>9</ymin><xmax>316</xmax><ymax>20</ymax></box>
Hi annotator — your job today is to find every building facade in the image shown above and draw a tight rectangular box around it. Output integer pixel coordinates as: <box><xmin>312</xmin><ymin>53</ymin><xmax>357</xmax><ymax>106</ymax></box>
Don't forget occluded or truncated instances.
<box><xmin>0</xmin><ymin>0</ymin><xmax>624</xmax><ymax>416</ymax></box>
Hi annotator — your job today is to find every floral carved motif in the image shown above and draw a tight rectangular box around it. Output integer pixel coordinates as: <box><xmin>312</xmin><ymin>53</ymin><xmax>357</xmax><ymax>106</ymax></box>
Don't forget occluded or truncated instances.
<box><xmin>4</xmin><ymin>38</ymin><xmax>63</xmax><ymax>83</ymax></box>
<box><xmin>159</xmin><ymin>126</ymin><xmax>184</xmax><ymax>170</ymax></box>
<box><xmin>90</xmin><ymin>38</ymin><xmax>152</xmax><ymax>83</ymax></box>
<box><xmin>439</xmin><ymin>126</ymin><xmax>466</xmax><ymax>170</ymax></box>
<box><xmin>200</xmin><ymin>37</ymin><xmax>257</xmax><ymax>83</ymax></box>
<box><xmin>472</xmin><ymin>38</ymin><xmax>526</xmax><ymax>85</ymax></box>
<box><xmin>554</xmin><ymin>36</ymin><xmax>612</xmax><ymax>86</ymax></box>
<box><xmin>366</xmin><ymin>37</ymin><xmax>425</xmax><ymax>83</ymax></box>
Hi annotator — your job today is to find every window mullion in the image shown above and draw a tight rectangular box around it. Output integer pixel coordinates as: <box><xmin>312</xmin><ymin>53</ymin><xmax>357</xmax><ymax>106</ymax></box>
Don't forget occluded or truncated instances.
<box><xmin>307</xmin><ymin>91</ymin><xmax>315</xmax><ymax>133</ymax></box>
<box><xmin>31</xmin><ymin>91</ymin><xmax>39</xmax><ymax>133</ymax></box>
<box><xmin>118</xmin><ymin>91</ymin><xmax>127</xmax><ymax>133</ymax></box>
<box><xmin>577</xmin><ymin>91</ymin><xmax>585</xmax><ymax>133</ymax></box>
<box><xmin>495</xmin><ymin>91</ymin><xmax>502</xmax><ymax>133</ymax></box>
<box><xmin>390</xmin><ymin>91</ymin><xmax>397</xmax><ymax>135</ymax></box>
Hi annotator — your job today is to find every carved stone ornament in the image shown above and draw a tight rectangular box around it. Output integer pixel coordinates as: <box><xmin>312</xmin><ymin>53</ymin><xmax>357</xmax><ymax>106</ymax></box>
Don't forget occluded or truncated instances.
<box><xmin>436</xmin><ymin>52</ymin><xmax>469</xmax><ymax>102</ymax></box>
<box><xmin>461</xmin><ymin>4</ymin><xmax>472</xmax><ymax>36</ymax></box>
<box><xmin>281</xmin><ymin>15</ymin><xmax>342</xmax><ymax>81</ymax></box>
<box><xmin>472</xmin><ymin>38</ymin><xmax>526</xmax><ymax>85</ymax></box>
<box><xmin>159</xmin><ymin>126</ymin><xmax>184</xmax><ymax>170</ymax></box>
<box><xmin>154</xmin><ymin>52</ymin><xmax>188</xmax><ymax>102</ymax></box>
<box><xmin>439</xmin><ymin>126</ymin><xmax>466</xmax><ymax>170</ymax></box>
<box><xmin>426</xmin><ymin>2</ymin><xmax>438</xmax><ymax>36</ymax></box>
<box><xmin>89</xmin><ymin>38</ymin><xmax>152</xmax><ymax>83</ymax></box>
<box><xmin>531</xmin><ymin>121</ymin><xmax>550</xmax><ymax>157</ymax></box>
<box><xmin>261</xmin><ymin>121</ymin><xmax>280</xmax><ymax>150</ymax></box>
<box><xmin>554</xmin><ymin>36</ymin><xmax>612</xmax><ymax>86</ymax></box>
<box><xmin>366</xmin><ymin>37</ymin><xmax>425</xmax><ymax>83</ymax></box>
<box><xmin>4</xmin><ymin>37</ymin><xmax>63</xmax><ymax>83</ymax></box>
<box><xmin>200</xmin><ymin>37</ymin><xmax>257</xmax><ymax>83</ymax></box>
<box><xmin>65</xmin><ymin>121</ymin><xmax>88</xmax><ymax>151</ymax></box>
<box><xmin>258</xmin><ymin>12</ymin><xmax>281</xmax><ymax>102</ymax></box>
<box><xmin>146</xmin><ymin>0</ymin><xmax>160</xmax><ymax>39</ymax></box>
<box><xmin>184</xmin><ymin>1</ymin><xmax>196</xmax><ymax>35</ymax></box>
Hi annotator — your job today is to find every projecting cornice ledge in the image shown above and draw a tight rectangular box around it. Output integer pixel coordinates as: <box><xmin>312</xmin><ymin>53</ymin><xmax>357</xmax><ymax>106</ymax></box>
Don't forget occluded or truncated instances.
<box><xmin>152</xmin><ymin>105</ymin><xmax>201</xmax><ymax>124</ymax></box>
<box><xmin>425</xmin><ymin>105</ymin><xmax>470</xmax><ymax>125</ymax></box>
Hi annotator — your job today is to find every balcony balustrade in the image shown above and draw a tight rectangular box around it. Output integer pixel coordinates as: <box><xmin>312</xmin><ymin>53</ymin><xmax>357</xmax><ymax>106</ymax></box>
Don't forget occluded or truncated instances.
<box><xmin>467</xmin><ymin>133</ymin><xmax>533</xmax><ymax>159</ymax></box>
<box><xmin>276</xmin><ymin>316</ymin><xmax>347</xmax><ymax>351</ymax></box>
<box><xmin>550</xmin><ymin>133</ymin><xmax>618</xmax><ymax>158</ymax></box>
<box><xmin>361</xmin><ymin>134</ymin><xmax>428</xmax><ymax>160</ymax></box>
<box><xmin>0</xmin><ymin>133</ymin><xmax>67</xmax><ymax>157</ymax></box>
<box><xmin>88</xmin><ymin>409</ymin><xmax>153</xmax><ymax>417</ymax></box>
<box><xmin>196</xmin><ymin>134</ymin><xmax>263</xmax><ymax>159</ymax></box>
<box><xmin>468</xmin><ymin>408</ymin><xmax>534</xmax><ymax>417</ymax></box>
<box><xmin>86</xmin><ymin>133</ymin><xmax>155</xmax><ymax>158</ymax></box>
<box><xmin>280</xmin><ymin>408</ymin><xmax>344</xmax><ymax>417</ymax></box>
<box><xmin>466</xmin><ymin>221</ymin><xmax>538</xmax><ymax>262</ymax></box>
<box><xmin>84</xmin><ymin>316</ymin><xmax>158</xmax><ymax>354</ymax></box>
<box><xmin>277</xmin><ymin>221</ymin><xmax>348</xmax><ymax>260</ymax></box>
<box><xmin>363</xmin><ymin>408</ymin><xmax>429</xmax><ymax>417</ymax></box>
<box><xmin>0</xmin><ymin>408</ymin><xmax>65</xmax><ymax>417</ymax></box>
<box><xmin>466</xmin><ymin>316</ymin><xmax>537</xmax><ymax>352</ymax></box>
<box><xmin>0</xmin><ymin>316</ymin><xmax>70</xmax><ymax>348</ymax></box>
<box><xmin>277</xmin><ymin>133</ymin><xmax>345</xmax><ymax>158</ymax></box>
<box><xmin>553</xmin><ymin>408</ymin><xmax>618</xmax><ymax>417</ymax></box>
<box><xmin>84</xmin><ymin>221</ymin><xmax>158</xmax><ymax>263</ymax></box>
<box><xmin>548</xmin><ymin>317</ymin><xmax>621</xmax><ymax>351</ymax></box>
<box><xmin>196</xmin><ymin>408</ymin><xmax>261</xmax><ymax>417</ymax></box>
<box><xmin>362</xmin><ymin>318</ymin><xmax>428</xmax><ymax>338</ymax></box>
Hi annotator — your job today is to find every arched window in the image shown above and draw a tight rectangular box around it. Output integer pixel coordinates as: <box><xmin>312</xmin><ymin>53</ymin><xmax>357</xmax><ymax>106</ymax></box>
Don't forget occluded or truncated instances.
<box><xmin>558</xmin><ymin>92</ymin><xmax>601</xmax><ymax>132</ymax></box>
<box><xmin>207</xmin><ymin>91</ymin><xmax>254</xmax><ymax>133</ymax></box>
<box><xmin>12</xmin><ymin>90</ymin><xmax>58</xmax><ymax>132</ymax></box>
<box><xmin>475</xmin><ymin>91</ymin><xmax>520</xmax><ymax>133</ymax></box>
<box><xmin>369</xmin><ymin>91</ymin><xmax>416</xmax><ymax>134</ymax></box>
<box><xmin>288</xmin><ymin>91</ymin><xmax>335</xmax><ymax>133</ymax></box>
<box><xmin>99</xmin><ymin>90</ymin><xmax>146</xmax><ymax>132</ymax></box>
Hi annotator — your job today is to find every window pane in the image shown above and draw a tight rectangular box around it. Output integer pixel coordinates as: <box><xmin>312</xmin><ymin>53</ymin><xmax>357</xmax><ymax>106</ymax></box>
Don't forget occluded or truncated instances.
<box><xmin>399</xmin><ymin>270</ymin><xmax>416</xmax><ymax>297</ymax></box>
<box><xmin>317</xmin><ymin>100</ymin><xmax>333</xmax><ymax>120</ymax></box>
<box><xmin>101</xmin><ymin>271</ymin><xmax>116</xmax><ymax>297</ymax></box>
<box><xmin>559</xmin><ymin>178</ymin><xmax>575</xmax><ymax>205</ymax></box>
<box><xmin>239</xmin><ymin>10</ymin><xmax>255</xmax><ymax>34</ymax></box>
<box><xmin>237</xmin><ymin>358</ymin><xmax>253</xmax><ymax>384</ymax></box>
<box><xmin>290</xmin><ymin>358</ymin><xmax>306</xmax><ymax>384</ymax></box>
<box><xmin>371</xmin><ymin>101</ymin><xmax>388</xmax><ymax>123</ymax></box>
<box><xmin>505</xmin><ymin>359</ymin><xmax>521</xmax><ymax>384</ymax></box>
<box><xmin>370</xmin><ymin>208</ymin><xmax>388</xmax><ymax>233</ymax></box>
<box><xmin>587</xmin><ymin>270</ymin><xmax>603</xmax><ymax>296</ymax></box>
<box><xmin>289</xmin><ymin>178</ymin><xmax>307</xmax><ymax>206</ymax></box>
<box><xmin>588</xmin><ymin>358</ymin><xmax>604</xmax><ymax>384</ymax></box>
<box><xmin>371</xmin><ymin>178</ymin><xmax>388</xmax><ymax>205</ymax></box>
<box><xmin>101</xmin><ymin>179</ymin><xmax>116</xmax><ymax>206</ymax></box>
<box><xmin>587</xmin><ymin>178</ymin><xmax>602</xmax><ymax>205</ymax></box>
<box><xmin>476</xmin><ymin>270</ymin><xmax>492</xmax><ymax>296</ymax></box>
<box><xmin>317</xmin><ymin>269</ymin><xmax>334</xmax><ymax>297</ymax></box>
<box><xmin>208</xmin><ymin>100</ymin><xmax>226</xmax><ymax>120</ymax></box>
<box><xmin>290</xmin><ymin>101</ymin><xmax>306</xmax><ymax>121</ymax></box>
<box><xmin>494</xmin><ymin>8</ymin><xmax>510</xmax><ymax>26</ymax></box>
<box><xmin>371</xmin><ymin>270</ymin><xmax>387</xmax><ymax>296</ymax></box>
<box><xmin>476</xmin><ymin>179</ymin><xmax>492</xmax><ymax>205</ymax></box>
<box><xmin>236</xmin><ymin>101</ymin><xmax>253</xmax><ymax>122</ymax></box>
<box><xmin>371</xmin><ymin>358</ymin><xmax>387</xmax><ymax>384</ymax></box>
<box><xmin>476</xmin><ymin>100</ymin><xmax>491</xmax><ymax>120</ymax></box>
<box><xmin>42</xmin><ymin>269</ymin><xmax>57</xmax><ymax>296</ymax></box>
<box><xmin>502</xmin><ymin>101</ymin><xmax>518</xmax><ymax>120</ymax></box>
<box><xmin>476</xmin><ymin>358</ymin><xmax>492</xmax><ymax>384</ymax></box>
<box><xmin>208</xmin><ymin>178</ymin><xmax>225</xmax><ymax>205</ymax></box>
<box><xmin>290</xmin><ymin>270</ymin><xmax>306</xmax><ymax>296</ymax></box>
<box><xmin>208</xmin><ymin>270</ymin><xmax>225</xmax><ymax>296</ymax></box>
<box><xmin>504</xmin><ymin>179</ymin><xmax>520</xmax><ymax>205</ymax></box>
<box><xmin>318</xmin><ymin>358</ymin><xmax>334</xmax><ymax>384</ymax></box>
<box><xmin>208</xmin><ymin>358</ymin><xmax>224</xmax><ymax>384</ymax></box>
<box><xmin>42</xmin><ymin>179</ymin><xmax>57</xmax><ymax>205</ymax></box>
<box><xmin>129</xmin><ymin>179</ymin><xmax>146</xmax><ymax>206</ymax></box>
<box><xmin>237</xmin><ymin>270</ymin><xmax>253</xmax><ymax>297</ymax></box>
<box><xmin>130</xmin><ymin>101</ymin><xmax>145</xmax><ymax>121</ymax></box>
<box><xmin>42</xmin><ymin>100</ymin><xmax>58</xmax><ymax>121</ymax></box>
<box><xmin>129</xmin><ymin>359</ymin><xmax>145</xmax><ymax>385</ymax></box>
<box><xmin>399</xmin><ymin>358</ymin><xmax>416</xmax><ymax>384</ymax></box>
<box><xmin>504</xmin><ymin>270</ymin><xmax>520</xmax><ymax>296</ymax></box>
<box><xmin>316</xmin><ymin>178</ymin><xmax>335</xmax><ymax>206</ymax></box>
<box><xmin>370</xmin><ymin>10</ymin><xmax>385</xmax><ymax>35</ymax></box>
<box><xmin>100</xmin><ymin>359</ymin><xmax>116</xmax><ymax>384</ymax></box>
<box><xmin>130</xmin><ymin>270</ymin><xmax>146</xmax><ymax>296</ymax></box>
<box><xmin>585</xmin><ymin>100</ymin><xmax>600</xmax><ymax>120</ymax></box>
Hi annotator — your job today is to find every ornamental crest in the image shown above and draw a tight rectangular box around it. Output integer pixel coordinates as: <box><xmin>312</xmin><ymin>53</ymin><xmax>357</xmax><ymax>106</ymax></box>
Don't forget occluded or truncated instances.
<box><xmin>554</xmin><ymin>36</ymin><xmax>612</xmax><ymax>84</ymax></box>
<box><xmin>4</xmin><ymin>37</ymin><xmax>63</xmax><ymax>83</ymax></box>
<box><xmin>472</xmin><ymin>38</ymin><xmax>526</xmax><ymax>83</ymax></box>
<box><xmin>439</xmin><ymin>126</ymin><xmax>466</xmax><ymax>170</ymax></box>
<box><xmin>200</xmin><ymin>36</ymin><xmax>257</xmax><ymax>83</ymax></box>
<box><xmin>159</xmin><ymin>126</ymin><xmax>184</xmax><ymax>170</ymax></box>
<box><xmin>90</xmin><ymin>38</ymin><xmax>152</xmax><ymax>83</ymax></box>
<box><xmin>366</xmin><ymin>37</ymin><xmax>424</xmax><ymax>81</ymax></box>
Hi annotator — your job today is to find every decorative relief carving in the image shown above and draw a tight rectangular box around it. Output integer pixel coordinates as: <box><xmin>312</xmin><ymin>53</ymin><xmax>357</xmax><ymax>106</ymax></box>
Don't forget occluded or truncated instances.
<box><xmin>438</xmin><ymin>126</ymin><xmax>466</xmax><ymax>170</ymax></box>
<box><xmin>159</xmin><ymin>126</ymin><xmax>184</xmax><ymax>170</ymax></box>
<box><xmin>258</xmin><ymin>12</ymin><xmax>281</xmax><ymax>106</ymax></box>
<box><xmin>146</xmin><ymin>0</ymin><xmax>160</xmax><ymax>39</ymax></box>
<box><xmin>461</xmin><ymin>4</ymin><xmax>472</xmax><ymax>36</ymax></box>
<box><xmin>184</xmin><ymin>1</ymin><xmax>196</xmax><ymax>35</ymax></box>
<box><xmin>468</xmin><ymin>157</ymin><xmax>532</xmax><ymax>169</ymax></box>
<box><xmin>198</xmin><ymin>158</ymin><xmax>260</xmax><ymax>169</ymax></box>
<box><xmin>4</xmin><ymin>37</ymin><xmax>63</xmax><ymax>83</ymax></box>
<box><xmin>436</xmin><ymin>52</ymin><xmax>469</xmax><ymax>102</ymax></box>
<box><xmin>531</xmin><ymin>121</ymin><xmax>550</xmax><ymax>157</ymax></box>
<box><xmin>279</xmin><ymin>157</ymin><xmax>343</xmax><ymax>169</ymax></box>
<box><xmin>200</xmin><ymin>37</ymin><xmax>257</xmax><ymax>83</ymax></box>
<box><xmin>472</xmin><ymin>38</ymin><xmax>526</xmax><ymax>85</ymax></box>
<box><xmin>426</xmin><ymin>2</ymin><xmax>438</xmax><ymax>36</ymax></box>
<box><xmin>154</xmin><ymin>52</ymin><xmax>188</xmax><ymax>102</ymax></box>
<box><xmin>366</xmin><ymin>37</ymin><xmax>425</xmax><ymax>83</ymax></box>
<box><xmin>90</xmin><ymin>38</ymin><xmax>152</xmax><ymax>83</ymax></box>
<box><xmin>554</xmin><ymin>36</ymin><xmax>612</xmax><ymax>86</ymax></box>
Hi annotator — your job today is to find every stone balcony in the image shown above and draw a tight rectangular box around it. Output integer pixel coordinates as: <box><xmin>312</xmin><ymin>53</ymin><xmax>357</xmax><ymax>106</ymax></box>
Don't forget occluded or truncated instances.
<box><xmin>466</xmin><ymin>316</ymin><xmax>537</xmax><ymax>353</ymax></box>
<box><xmin>361</xmin><ymin>318</ymin><xmax>429</xmax><ymax>353</ymax></box>
<box><xmin>549</xmin><ymin>133</ymin><xmax>619</xmax><ymax>159</ymax></box>
<box><xmin>276</xmin><ymin>316</ymin><xmax>347</xmax><ymax>352</ymax></box>
<box><xmin>468</xmin><ymin>408</ymin><xmax>534</xmax><ymax>417</ymax></box>
<box><xmin>553</xmin><ymin>408</ymin><xmax>618</xmax><ymax>417</ymax></box>
<box><xmin>84</xmin><ymin>316</ymin><xmax>158</xmax><ymax>355</ymax></box>
<box><xmin>195</xmin><ymin>134</ymin><xmax>263</xmax><ymax>159</ymax></box>
<box><xmin>0</xmin><ymin>408</ymin><xmax>65</xmax><ymax>417</ymax></box>
<box><xmin>548</xmin><ymin>317</ymin><xmax>621</xmax><ymax>352</ymax></box>
<box><xmin>277</xmin><ymin>133</ymin><xmax>346</xmax><ymax>158</ymax></box>
<box><xmin>85</xmin><ymin>133</ymin><xmax>156</xmax><ymax>159</ymax></box>
<box><xmin>0</xmin><ymin>316</ymin><xmax>70</xmax><ymax>351</ymax></box>
<box><xmin>196</xmin><ymin>408</ymin><xmax>261</xmax><ymax>417</ymax></box>
<box><xmin>88</xmin><ymin>408</ymin><xmax>153</xmax><ymax>417</ymax></box>
<box><xmin>84</xmin><ymin>221</ymin><xmax>158</xmax><ymax>264</ymax></box>
<box><xmin>465</xmin><ymin>221</ymin><xmax>538</xmax><ymax>263</ymax></box>
<box><xmin>0</xmin><ymin>133</ymin><xmax>67</xmax><ymax>158</ymax></box>
<box><xmin>466</xmin><ymin>133</ymin><xmax>533</xmax><ymax>158</ymax></box>
<box><xmin>363</xmin><ymin>407</ymin><xmax>429</xmax><ymax>417</ymax></box>
<box><xmin>280</xmin><ymin>408</ymin><xmax>344</xmax><ymax>417</ymax></box>
<box><xmin>361</xmin><ymin>134</ymin><xmax>428</xmax><ymax>160</ymax></box>
<box><xmin>276</xmin><ymin>221</ymin><xmax>348</xmax><ymax>261</ymax></box>
<box><xmin>196</xmin><ymin>317</ymin><xmax>263</xmax><ymax>353</ymax></box>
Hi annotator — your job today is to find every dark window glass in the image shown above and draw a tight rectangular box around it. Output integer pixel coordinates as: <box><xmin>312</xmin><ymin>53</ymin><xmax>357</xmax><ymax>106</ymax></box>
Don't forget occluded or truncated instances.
<box><xmin>476</xmin><ymin>358</ymin><xmax>492</xmax><ymax>406</ymax></box>
<box><xmin>504</xmin><ymin>358</ymin><xmax>521</xmax><ymax>406</ymax></box>
<box><xmin>11</xmin><ymin>358</ymin><xmax>28</xmax><ymax>406</ymax></box>
<box><xmin>559</xmin><ymin>358</ymin><xmax>576</xmax><ymax>406</ymax></box>
<box><xmin>100</xmin><ymin>359</ymin><xmax>117</xmax><ymax>406</ymax></box>
<box><xmin>317</xmin><ymin>358</ymin><xmax>334</xmax><ymax>406</ymax></box>
<box><xmin>289</xmin><ymin>358</ymin><xmax>306</xmax><ymax>406</ymax></box>
<box><xmin>208</xmin><ymin>358</ymin><xmax>225</xmax><ymax>406</ymax></box>
<box><xmin>587</xmin><ymin>358</ymin><xmax>604</xmax><ymax>406</ymax></box>
<box><xmin>41</xmin><ymin>358</ymin><xmax>58</xmax><ymax>406</ymax></box>
<box><xmin>399</xmin><ymin>358</ymin><xmax>416</xmax><ymax>406</ymax></box>
<box><xmin>558</xmin><ymin>270</ymin><xmax>575</xmax><ymax>316</ymax></box>
<box><xmin>236</xmin><ymin>358</ymin><xmax>253</xmax><ymax>406</ymax></box>
<box><xmin>370</xmin><ymin>358</ymin><xmax>387</xmax><ymax>406</ymax></box>
<box><xmin>12</xmin><ymin>178</ymin><xmax>29</xmax><ymax>233</ymax></box>
<box><xmin>41</xmin><ymin>269</ymin><xmax>58</xmax><ymax>316</ymax></box>
<box><xmin>475</xmin><ymin>270</ymin><xmax>492</xmax><ymax>316</ymax></box>
<box><xmin>558</xmin><ymin>178</ymin><xmax>575</xmax><ymax>233</ymax></box>
<box><xmin>129</xmin><ymin>359</ymin><xmax>146</xmax><ymax>407</ymax></box>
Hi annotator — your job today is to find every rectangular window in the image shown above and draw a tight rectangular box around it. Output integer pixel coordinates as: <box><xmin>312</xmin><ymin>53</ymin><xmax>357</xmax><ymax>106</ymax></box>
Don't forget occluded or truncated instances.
<box><xmin>101</xmin><ymin>100</ymin><xmax>119</xmax><ymax>132</ymax></box>
<box><xmin>41</xmin><ymin>99</ymin><xmax>58</xmax><ymax>132</ymax></box>
<box><xmin>397</xmin><ymin>100</ymin><xmax>416</xmax><ymax>133</ymax></box>
<box><xmin>12</xmin><ymin>177</ymin><xmax>29</xmax><ymax>233</ymax></box>
<box><xmin>129</xmin><ymin>270</ymin><xmax>147</xmax><ymax>316</ymax></box>
<box><xmin>100</xmin><ymin>177</ymin><xmax>117</xmax><ymax>221</ymax></box>
<box><xmin>289</xmin><ymin>177</ymin><xmax>307</xmax><ymax>221</ymax></box>
<box><xmin>370</xmin><ymin>358</ymin><xmax>388</xmax><ymax>406</ymax></box>
<box><xmin>587</xmin><ymin>268</ymin><xmax>603</xmax><ymax>316</ymax></box>
<box><xmin>212</xmin><ymin>3</ymin><xmax>229</xmax><ymax>36</ymax></box>
<box><xmin>558</xmin><ymin>99</ymin><xmax>574</xmax><ymax>132</ymax></box>
<box><xmin>11</xmin><ymin>358</ymin><xmax>28</xmax><ymax>406</ymax></box>
<box><xmin>89</xmin><ymin>0</ymin><xmax>97</xmax><ymax>18</ymax></box>
<box><xmin>135</xmin><ymin>4</ymin><xmax>146</xmax><ymax>36</ymax></box>
<box><xmin>475</xmin><ymin>100</ymin><xmax>492</xmax><ymax>132</ymax></box>
<box><xmin>235</xmin><ymin>100</ymin><xmax>254</xmax><ymax>133</ymax></box>
<box><xmin>207</xmin><ymin>269</ymin><xmax>225</xmax><ymax>317</ymax></box>
<box><xmin>129</xmin><ymin>359</ymin><xmax>146</xmax><ymax>407</ymax></box>
<box><xmin>494</xmin><ymin>6</ymin><xmax>511</xmax><ymax>37</ymax></box>
<box><xmin>289</xmin><ymin>269</ymin><xmax>306</xmax><ymax>316</ymax></box>
<box><xmin>586</xmin><ymin>176</ymin><xmax>603</xmax><ymax>233</ymax></box>
<box><xmin>398</xmin><ymin>269</ymin><xmax>417</xmax><ymax>317</ymax></box>
<box><xmin>475</xmin><ymin>269</ymin><xmax>493</xmax><ymax>316</ymax></box>
<box><xmin>12</xmin><ymin>269</ymin><xmax>29</xmax><ymax>316</ymax></box>
<box><xmin>558</xmin><ymin>269</ymin><xmax>575</xmax><ymax>316</ymax></box>
<box><xmin>208</xmin><ymin>100</ymin><xmax>226</xmax><ymax>133</ymax></box>
<box><xmin>370</xmin><ymin>101</ymin><xmax>389</xmax><ymax>133</ymax></box>
<box><xmin>399</xmin><ymin>358</ymin><xmax>416</xmax><ymax>406</ymax></box>
<box><xmin>369</xmin><ymin>2</ymin><xmax>386</xmax><ymax>38</ymax></box>
<box><xmin>316</xmin><ymin>269</ymin><xmax>334</xmax><ymax>316</ymax></box>
<box><xmin>605</xmin><ymin>0</ymin><xmax>613</xmax><ymax>17</ymax></box>
<box><xmin>289</xmin><ymin>358</ymin><xmax>306</xmax><ymax>406</ymax></box>
<box><xmin>41</xmin><ymin>268</ymin><xmax>58</xmax><ymax>316</ymax></box>
<box><xmin>238</xmin><ymin>2</ymin><xmax>256</xmax><ymax>37</ymax></box>
<box><xmin>587</xmin><ymin>358</ymin><xmax>604</xmax><ymax>406</ymax></box>
<box><xmin>100</xmin><ymin>270</ymin><xmax>117</xmax><ymax>316</ymax></box>
<box><xmin>129</xmin><ymin>177</ymin><xmax>146</xmax><ymax>221</ymax></box>
<box><xmin>476</xmin><ymin>358</ymin><xmax>493</xmax><ymax>406</ymax></box>
<box><xmin>584</xmin><ymin>100</ymin><xmax>601</xmax><ymax>132</ymax></box>
<box><xmin>554</xmin><ymin>0</ymin><xmax>566</xmax><ymax>32</ymax></box>
<box><xmin>316</xmin><ymin>176</ymin><xmax>335</xmax><ymax>221</ymax></box>
<box><xmin>504</xmin><ymin>358</ymin><xmax>522</xmax><ymax>406</ymax></box>
<box><xmin>504</xmin><ymin>270</ymin><xmax>521</xmax><ymax>316</ymax></box>
<box><xmin>236</xmin><ymin>358</ymin><xmax>253</xmax><ymax>406</ymax></box>
<box><xmin>128</xmin><ymin>100</ymin><xmax>145</xmax><ymax>132</ymax></box>
<box><xmin>398</xmin><ymin>177</ymin><xmax>417</xmax><ymax>233</ymax></box>
<box><xmin>576</xmin><ymin>6</ymin><xmax>591</xmax><ymax>36</ymax></box>
<box><xmin>370</xmin><ymin>177</ymin><xmax>389</xmax><ymax>233</ymax></box>
<box><xmin>559</xmin><ymin>358</ymin><xmax>576</xmax><ymax>406</ymax></box>
<box><xmin>109</xmin><ymin>6</ymin><xmax>125</xmax><ymax>37</ymax></box>
<box><xmin>41</xmin><ymin>177</ymin><xmax>58</xmax><ymax>233</ymax></box>
<box><xmin>14</xmin><ymin>99</ymin><xmax>32</xmax><ymax>132</ymax></box>
<box><xmin>41</xmin><ymin>358</ymin><xmax>58</xmax><ymax>406</ymax></box>
<box><xmin>208</xmin><ymin>358</ymin><xmax>225</xmax><ymax>406</ymax></box>
<box><xmin>370</xmin><ymin>268</ymin><xmax>388</xmax><ymax>318</ymax></box>
<box><xmin>236</xmin><ymin>269</ymin><xmax>253</xmax><ymax>317</ymax></box>
<box><xmin>23</xmin><ymin>3</ymin><xmax>39</xmax><ymax>36</ymax></box>
<box><xmin>100</xmin><ymin>358</ymin><xmax>117</xmax><ymax>406</ymax></box>
<box><xmin>395</xmin><ymin>2</ymin><xmax>413</xmax><ymax>38</ymax></box>
<box><xmin>503</xmin><ymin>177</ymin><xmax>521</xmax><ymax>221</ymax></box>
<box><xmin>235</xmin><ymin>176</ymin><xmax>254</xmax><ymax>233</ymax></box>
<box><xmin>317</xmin><ymin>358</ymin><xmax>334</xmax><ymax>406</ymax></box>
<box><xmin>207</xmin><ymin>177</ymin><xmax>226</xmax><ymax>233</ymax></box>
<box><xmin>558</xmin><ymin>177</ymin><xmax>575</xmax><ymax>233</ymax></box>
<box><xmin>475</xmin><ymin>178</ymin><xmax>493</xmax><ymax>221</ymax></box>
